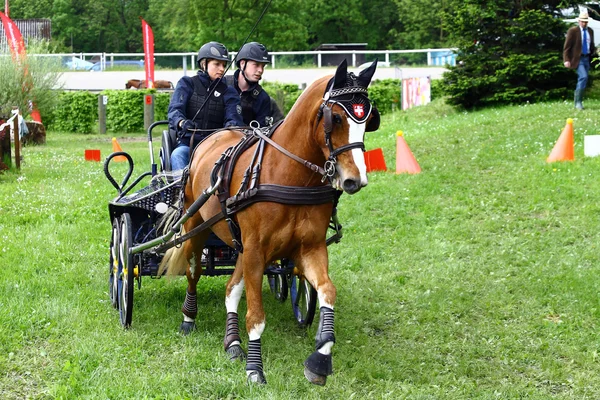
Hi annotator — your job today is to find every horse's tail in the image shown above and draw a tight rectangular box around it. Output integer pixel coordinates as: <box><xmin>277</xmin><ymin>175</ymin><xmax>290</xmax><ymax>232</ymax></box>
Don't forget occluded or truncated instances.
<box><xmin>157</xmin><ymin>226</ymin><xmax>188</xmax><ymax>276</ymax></box>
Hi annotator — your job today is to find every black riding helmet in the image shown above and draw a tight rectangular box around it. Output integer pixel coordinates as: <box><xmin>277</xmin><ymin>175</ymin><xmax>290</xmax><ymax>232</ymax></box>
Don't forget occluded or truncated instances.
<box><xmin>236</xmin><ymin>42</ymin><xmax>270</xmax><ymax>68</ymax></box>
<box><xmin>197</xmin><ymin>41</ymin><xmax>229</xmax><ymax>70</ymax></box>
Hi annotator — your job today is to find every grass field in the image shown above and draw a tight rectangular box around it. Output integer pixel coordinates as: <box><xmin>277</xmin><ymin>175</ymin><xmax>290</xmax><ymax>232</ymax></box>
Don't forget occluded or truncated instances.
<box><xmin>2</xmin><ymin>96</ymin><xmax>600</xmax><ymax>399</ymax></box>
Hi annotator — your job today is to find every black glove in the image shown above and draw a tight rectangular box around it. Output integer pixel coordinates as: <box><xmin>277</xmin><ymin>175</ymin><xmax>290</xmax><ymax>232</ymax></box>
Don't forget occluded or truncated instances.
<box><xmin>181</xmin><ymin>119</ymin><xmax>198</xmax><ymax>132</ymax></box>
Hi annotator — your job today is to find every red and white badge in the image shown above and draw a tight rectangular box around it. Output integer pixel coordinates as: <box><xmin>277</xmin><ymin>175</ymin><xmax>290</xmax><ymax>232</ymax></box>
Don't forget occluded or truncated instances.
<box><xmin>353</xmin><ymin>104</ymin><xmax>364</xmax><ymax>118</ymax></box>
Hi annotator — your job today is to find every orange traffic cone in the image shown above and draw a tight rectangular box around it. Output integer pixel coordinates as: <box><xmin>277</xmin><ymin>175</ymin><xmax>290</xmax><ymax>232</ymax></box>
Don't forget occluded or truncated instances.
<box><xmin>364</xmin><ymin>148</ymin><xmax>387</xmax><ymax>172</ymax></box>
<box><xmin>547</xmin><ymin>118</ymin><xmax>574</xmax><ymax>163</ymax></box>
<box><xmin>112</xmin><ymin>137</ymin><xmax>127</xmax><ymax>162</ymax></box>
<box><xmin>395</xmin><ymin>131</ymin><xmax>421</xmax><ymax>174</ymax></box>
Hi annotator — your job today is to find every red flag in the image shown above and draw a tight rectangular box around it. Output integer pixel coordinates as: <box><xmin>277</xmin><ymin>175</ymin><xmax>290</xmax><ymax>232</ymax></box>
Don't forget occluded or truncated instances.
<box><xmin>0</xmin><ymin>11</ymin><xmax>42</xmax><ymax>123</ymax></box>
<box><xmin>0</xmin><ymin>11</ymin><xmax>25</xmax><ymax>62</ymax></box>
<box><xmin>141</xmin><ymin>18</ymin><xmax>155</xmax><ymax>89</ymax></box>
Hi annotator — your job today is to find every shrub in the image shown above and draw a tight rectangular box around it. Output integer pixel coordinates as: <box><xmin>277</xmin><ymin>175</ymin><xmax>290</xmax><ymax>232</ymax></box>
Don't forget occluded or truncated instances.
<box><xmin>368</xmin><ymin>79</ymin><xmax>401</xmax><ymax>115</ymax></box>
<box><xmin>155</xmin><ymin>92</ymin><xmax>171</xmax><ymax>121</ymax></box>
<box><xmin>443</xmin><ymin>4</ymin><xmax>575</xmax><ymax>109</ymax></box>
<box><xmin>0</xmin><ymin>41</ymin><xmax>62</xmax><ymax>122</ymax></box>
<box><xmin>262</xmin><ymin>82</ymin><xmax>302</xmax><ymax>115</ymax></box>
<box><xmin>50</xmin><ymin>91</ymin><xmax>98</xmax><ymax>133</ymax></box>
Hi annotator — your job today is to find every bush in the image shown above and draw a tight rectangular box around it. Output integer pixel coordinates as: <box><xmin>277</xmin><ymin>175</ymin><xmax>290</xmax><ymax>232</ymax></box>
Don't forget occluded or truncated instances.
<box><xmin>50</xmin><ymin>91</ymin><xmax>98</xmax><ymax>133</ymax></box>
<box><xmin>102</xmin><ymin>90</ymin><xmax>147</xmax><ymax>132</ymax></box>
<box><xmin>262</xmin><ymin>82</ymin><xmax>302</xmax><ymax>115</ymax></box>
<box><xmin>155</xmin><ymin>92</ymin><xmax>171</xmax><ymax>121</ymax></box>
<box><xmin>443</xmin><ymin>5</ymin><xmax>575</xmax><ymax>109</ymax></box>
<box><xmin>368</xmin><ymin>79</ymin><xmax>401</xmax><ymax>115</ymax></box>
<box><xmin>0</xmin><ymin>41</ymin><xmax>62</xmax><ymax>121</ymax></box>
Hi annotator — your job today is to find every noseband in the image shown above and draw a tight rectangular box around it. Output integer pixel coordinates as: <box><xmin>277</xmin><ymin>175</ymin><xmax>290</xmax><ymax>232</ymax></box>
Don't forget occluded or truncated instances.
<box><xmin>316</xmin><ymin>85</ymin><xmax>369</xmax><ymax>180</ymax></box>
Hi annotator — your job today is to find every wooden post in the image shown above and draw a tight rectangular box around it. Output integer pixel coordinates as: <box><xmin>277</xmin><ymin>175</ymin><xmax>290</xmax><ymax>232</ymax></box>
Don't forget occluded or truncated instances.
<box><xmin>0</xmin><ymin>120</ymin><xmax>11</xmax><ymax>170</ymax></box>
<box><xmin>12</xmin><ymin>110</ymin><xmax>20</xmax><ymax>170</ymax></box>
<box><xmin>98</xmin><ymin>95</ymin><xmax>107</xmax><ymax>134</ymax></box>
<box><xmin>144</xmin><ymin>94</ymin><xmax>154</xmax><ymax>131</ymax></box>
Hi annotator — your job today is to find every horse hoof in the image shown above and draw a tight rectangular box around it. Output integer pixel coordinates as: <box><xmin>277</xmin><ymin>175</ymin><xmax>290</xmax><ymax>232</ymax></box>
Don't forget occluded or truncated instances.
<box><xmin>179</xmin><ymin>321</ymin><xmax>195</xmax><ymax>335</ymax></box>
<box><xmin>226</xmin><ymin>344</ymin><xmax>246</xmax><ymax>361</ymax></box>
<box><xmin>246</xmin><ymin>370</ymin><xmax>267</xmax><ymax>384</ymax></box>
<box><xmin>304</xmin><ymin>366</ymin><xmax>327</xmax><ymax>386</ymax></box>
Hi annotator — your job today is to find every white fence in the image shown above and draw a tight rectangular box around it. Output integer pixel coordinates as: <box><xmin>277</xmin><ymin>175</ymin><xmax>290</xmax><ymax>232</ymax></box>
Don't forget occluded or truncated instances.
<box><xmin>33</xmin><ymin>48</ymin><xmax>458</xmax><ymax>74</ymax></box>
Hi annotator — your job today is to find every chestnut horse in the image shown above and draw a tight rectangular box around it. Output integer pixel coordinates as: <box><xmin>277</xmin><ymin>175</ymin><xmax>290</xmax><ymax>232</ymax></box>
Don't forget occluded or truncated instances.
<box><xmin>125</xmin><ymin>79</ymin><xmax>173</xmax><ymax>89</ymax></box>
<box><xmin>159</xmin><ymin>60</ymin><xmax>380</xmax><ymax>385</ymax></box>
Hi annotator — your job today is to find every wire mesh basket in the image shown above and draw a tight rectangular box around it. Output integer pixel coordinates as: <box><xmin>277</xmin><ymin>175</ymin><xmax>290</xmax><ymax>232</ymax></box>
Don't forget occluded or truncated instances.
<box><xmin>112</xmin><ymin>171</ymin><xmax>183</xmax><ymax>213</ymax></box>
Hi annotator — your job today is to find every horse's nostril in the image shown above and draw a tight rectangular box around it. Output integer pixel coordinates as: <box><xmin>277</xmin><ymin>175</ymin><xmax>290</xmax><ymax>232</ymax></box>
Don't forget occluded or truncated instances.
<box><xmin>342</xmin><ymin>179</ymin><xmax>360</xmax><ymax>194</ymax></box>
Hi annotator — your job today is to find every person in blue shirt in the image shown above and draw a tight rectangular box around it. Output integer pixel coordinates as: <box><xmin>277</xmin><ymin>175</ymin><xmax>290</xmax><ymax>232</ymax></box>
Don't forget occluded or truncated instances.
<box><xmin>168</xmin><ymin>41</ymin><xmax>243</xmax><ymax>170</ymax></box>
<box><xmin>226</xmin><ymin>42</ymin><xmax>284</xmax><ymax>127</ymax></box>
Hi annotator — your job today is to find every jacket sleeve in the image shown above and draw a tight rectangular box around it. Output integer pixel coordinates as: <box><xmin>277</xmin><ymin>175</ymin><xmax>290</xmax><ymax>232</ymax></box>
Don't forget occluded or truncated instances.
<box><xmin>167</xmin><ymin>76</ymin><xmax>193</xmax><ymax>130</ymax></box>
<box><xmin>223</xmin><ymin>86</ymin><xmax>244</xmax><ymax>127</ymax></box>
<box><xmin>564</xmin><ymin>28</ymin><xmax>573</xmax><ymax>62</ymax></box>
<box><xmin>591</xmin><ymin>28</ymin><xmax>597</xmax><ymax>56</ymax></box>
<box><xmin>254</xmin><ymin>91</ymin><xmax>274</xmax><ymax>127</ymax></box>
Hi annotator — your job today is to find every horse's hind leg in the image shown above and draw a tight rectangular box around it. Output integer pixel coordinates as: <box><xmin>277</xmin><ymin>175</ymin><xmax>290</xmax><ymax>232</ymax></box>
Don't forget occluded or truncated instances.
<box><xmin>298</xmin><ymin>245</ymin><xmax>336</xmax><ymax>386</ymax></box>
<box><xmin>180</xmin><ymin>233</ymin><xmax>207</xmax><ymax>334</ymax></box>
<box><xmin>224</xmin><ymin>259</ymin><xmax>245</xmax><ymax>361</ymax></box>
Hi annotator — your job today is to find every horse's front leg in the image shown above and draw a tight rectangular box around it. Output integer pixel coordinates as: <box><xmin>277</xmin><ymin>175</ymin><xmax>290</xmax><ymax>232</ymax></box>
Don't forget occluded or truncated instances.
<box><xmin>242</xmin><ymin>249</ymin><xmax>267</xmax><ymax>384</ymax></box>
<box><xmin>224</xmin><ymin>257</ymin><xmax>245</xmax><ymax>361</ymax></box>
<box><xmin>180</xmin><ymin>239</ymin><xmax>204</xmax><ymax>334</ymax></box>
<box><xmin>300</xmin><ymin>246</ymin><xmax>336</xmax><ymax>386</ymax></box>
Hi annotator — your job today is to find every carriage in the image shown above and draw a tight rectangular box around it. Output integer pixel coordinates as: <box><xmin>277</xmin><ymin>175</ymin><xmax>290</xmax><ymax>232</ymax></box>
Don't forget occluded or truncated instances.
<box><xmin>104</xmin><ymin>120</ymin><xmax>342</xmax><ymax>328</ymax></box>
<box><xmin>104</xmin><ymin>59</ymin><xmax>379</xmax><ymax>385</ymax></box>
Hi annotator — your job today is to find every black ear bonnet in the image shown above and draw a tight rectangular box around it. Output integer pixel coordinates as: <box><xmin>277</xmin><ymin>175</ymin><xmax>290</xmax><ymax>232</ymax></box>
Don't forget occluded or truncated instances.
<box><xmin>322</xmin><ymin>59</ymin><xmax>380</xmax><ymax>131</ymax></box>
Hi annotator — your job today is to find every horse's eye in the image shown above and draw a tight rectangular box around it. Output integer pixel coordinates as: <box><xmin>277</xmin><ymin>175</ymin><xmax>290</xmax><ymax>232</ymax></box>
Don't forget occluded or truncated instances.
<box><xmin>333</xmin><ymin>114</ymin><xmax>343</xmax><ymax>124</ymax></box>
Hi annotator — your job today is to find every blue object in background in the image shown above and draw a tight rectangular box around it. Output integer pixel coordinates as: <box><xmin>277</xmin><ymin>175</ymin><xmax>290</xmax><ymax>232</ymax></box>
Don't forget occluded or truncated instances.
<box><xmin>429</xmin><ymin>50</ymin><xmax>456</xmax><ymax>67</ymax></box>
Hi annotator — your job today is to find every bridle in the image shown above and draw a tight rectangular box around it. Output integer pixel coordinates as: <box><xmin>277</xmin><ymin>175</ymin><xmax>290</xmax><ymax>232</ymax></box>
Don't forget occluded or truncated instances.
<box><xmin>315</xmin><ymin>83</ymin><xmax>371</xmax><ymax>180</ymax></box>
<box><xmin>249</xmin><ymin>78</ymin><xmax>374</xmax><ymax>184</ymax></box>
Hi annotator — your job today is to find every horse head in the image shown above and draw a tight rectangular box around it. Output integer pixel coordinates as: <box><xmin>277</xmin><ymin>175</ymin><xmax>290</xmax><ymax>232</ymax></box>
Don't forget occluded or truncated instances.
<box><xmin>315</xmin><ymin>59</ymin><xmax>380</xmax><ymax>194</ymax></box>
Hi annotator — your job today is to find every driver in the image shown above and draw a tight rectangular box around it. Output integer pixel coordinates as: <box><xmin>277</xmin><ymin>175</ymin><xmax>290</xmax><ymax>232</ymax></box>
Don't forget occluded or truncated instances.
<box><xmin>226</xmin><ymin>42</ymin><xmax>284</xmax><ymax>127</ymax></box>
<box><xmin>167</xmin><ymin>41</ymin><xmax>243</xmax><ymax>170</ymax></box>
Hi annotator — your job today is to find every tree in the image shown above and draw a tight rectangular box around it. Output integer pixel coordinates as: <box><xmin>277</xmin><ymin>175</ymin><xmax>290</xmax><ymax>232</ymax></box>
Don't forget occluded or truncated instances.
<box><xmin>393</xmin><ymin>0</ymin><xmax>456</xmax><ymax>49</ymax></box>
<box><xmin>442</xmin><ymin>0</ymin><xmax>579</xmax><ymax>109</ymax></box>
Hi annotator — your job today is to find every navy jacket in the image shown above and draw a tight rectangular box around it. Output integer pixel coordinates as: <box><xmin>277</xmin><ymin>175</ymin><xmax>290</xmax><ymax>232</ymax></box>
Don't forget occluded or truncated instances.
<box><xmin>167</xmin><ymin>71</ymin><xmax>243</xmax><ymax>142</ymax></box>
<box><xmin>228</xmin><ymin>70</ymin><xmax>272</xmax><ymax>127</ymax></box>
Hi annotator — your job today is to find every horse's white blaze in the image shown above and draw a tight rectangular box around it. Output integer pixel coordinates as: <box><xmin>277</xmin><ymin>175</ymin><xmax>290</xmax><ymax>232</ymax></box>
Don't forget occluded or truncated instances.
<box><xmin>248</xmin><ymin>321</ymin><xmax>265</xmax><ymax>341</ymax></box>
<box><xmin>225</xmin><ymin>278</ymin><xmax>244</xmax><ymax>313</ymax></box>
<box><xmin>318</xmin><ymin>291</ymin><xmax>334</xmax><ymax>310</ymax></box>
<box><xmin>347</xmin><ymin>119</ymin><xmax>368</xmax><ymax>186</ymax></box>
<box><xmin>317</xmin><ymin>341</ymin><xmax>334</xmax><ymax>355</ymax></box>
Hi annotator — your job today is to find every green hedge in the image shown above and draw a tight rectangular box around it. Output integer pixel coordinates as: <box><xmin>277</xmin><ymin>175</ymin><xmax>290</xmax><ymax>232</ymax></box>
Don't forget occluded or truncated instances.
<box><xmin>102</xmin><ymin>90</ymin><xmax>171</xmax><ymax>133</ymax></box>
<box><xmin>50</xmin><ymin>90</ymin><xmax>171</xmax><ymax>134</ymax></box>
<box><xmin>51</xmin><ymin>91</ymin><xmax>98</xmax><ymax>133</ymax></box>
<box><xmin>49</xmin><ymin>79</ymin><xmax>426</xmax><ymax>134</ymax></box>
<box><xmin>262</xmin><ymin>82</ymin><xmax>302</xmax><ymax>114</ymax></box>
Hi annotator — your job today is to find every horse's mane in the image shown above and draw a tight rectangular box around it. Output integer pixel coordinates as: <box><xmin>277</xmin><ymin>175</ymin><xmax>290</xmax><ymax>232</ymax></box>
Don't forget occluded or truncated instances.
<box><xmin>285</xmin><ymin>76</ymin><xmax>331</xmax><ymax>118</ymax></box>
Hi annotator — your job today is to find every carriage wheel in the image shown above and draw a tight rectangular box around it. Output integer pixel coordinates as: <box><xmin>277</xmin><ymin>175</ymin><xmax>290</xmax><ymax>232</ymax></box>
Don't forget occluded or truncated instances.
<box><xmin>159</xmin><ymin>130</ymin><xmax>173</xmax><ymax>172</ymax></box>
<box><xmin>109</xmin><ymin>217</ymin><xmax>120</xmax><ymax>309</ymax></box>
<box><xmin>268</xmin><ymin>273</ymin><xmax>288</xmax><ymax>303</ymax></box>
<box><xmin>118</xmin><ymin>213</ymin><xmax>134</xmax><ymax>328</ymax></box>
<box><xmin>290</xmin><ymin>274</ymin><xmax>317</xmax><ymax>327</ymax></box>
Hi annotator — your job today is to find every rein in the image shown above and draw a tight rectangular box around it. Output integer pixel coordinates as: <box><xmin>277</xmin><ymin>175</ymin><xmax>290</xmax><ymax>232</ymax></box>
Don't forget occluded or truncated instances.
<box><xmin>249</xmin><ymin>121</ymin><xmax>328</xmax><ymax>177</ymax></box>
